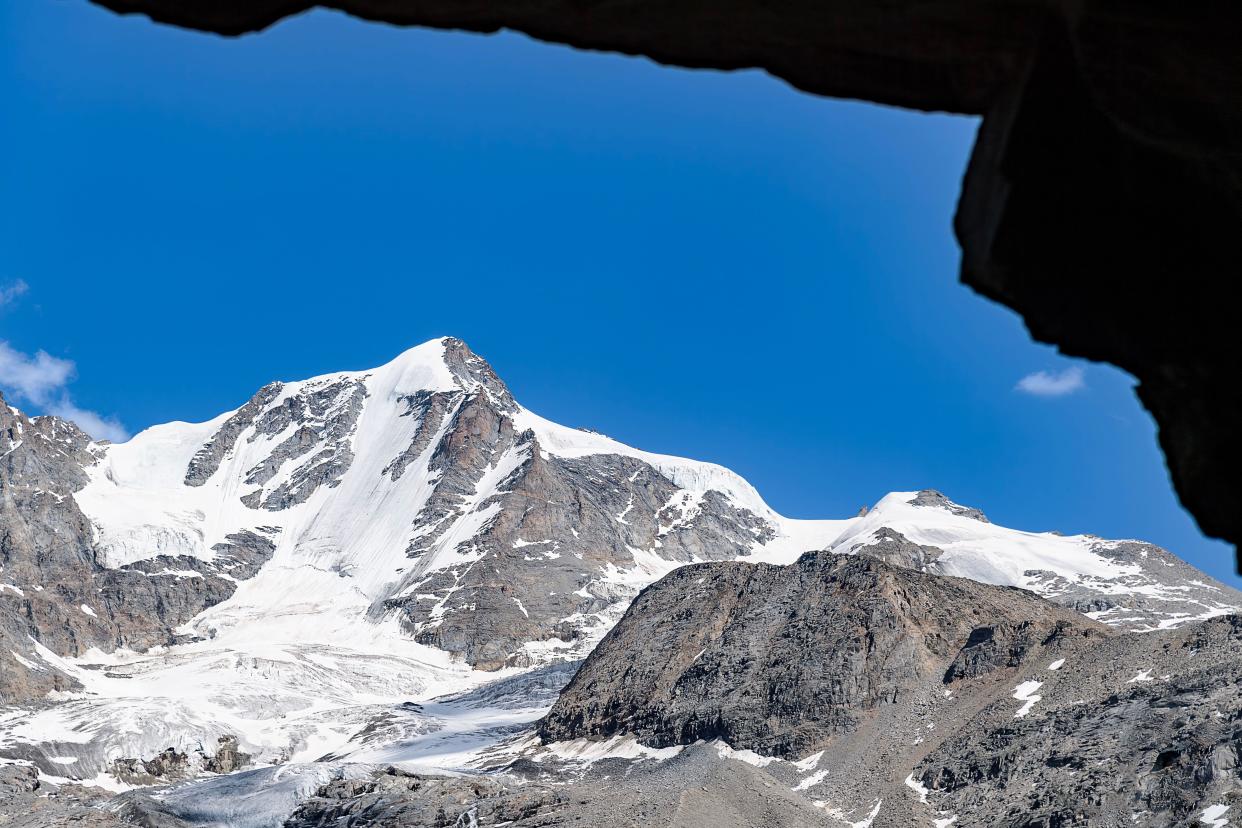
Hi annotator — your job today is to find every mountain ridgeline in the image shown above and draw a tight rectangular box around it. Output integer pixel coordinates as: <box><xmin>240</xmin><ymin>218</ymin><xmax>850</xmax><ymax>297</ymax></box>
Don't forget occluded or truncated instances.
<box><xmin>0</xmin><ymin>337</ymin><xmax>1239</xmax><ymax>828</ymax></box>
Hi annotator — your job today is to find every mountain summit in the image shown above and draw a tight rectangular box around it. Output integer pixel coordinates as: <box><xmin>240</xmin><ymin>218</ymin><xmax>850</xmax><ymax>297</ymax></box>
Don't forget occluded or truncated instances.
<box><xmin>70</xmin><ymin>337</ymin><xmax>845</xmax><ymax>673</ymax></box>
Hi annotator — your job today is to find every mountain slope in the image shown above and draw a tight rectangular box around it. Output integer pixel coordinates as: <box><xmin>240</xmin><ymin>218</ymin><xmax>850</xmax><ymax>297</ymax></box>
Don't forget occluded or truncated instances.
<box><xmin>913</xmin><ymin>615</ymin><xmax>1242</xmax><ymax>826</ymax></box>
<box><xmin>539</xmin><ymin>553</ymin><xmax>1110</xmax><ymax>758</ymax></box>
<box><xmin>64</xmin><ymin>337</ymin><xmax>1239</xmax><ymax>675</ymax></box>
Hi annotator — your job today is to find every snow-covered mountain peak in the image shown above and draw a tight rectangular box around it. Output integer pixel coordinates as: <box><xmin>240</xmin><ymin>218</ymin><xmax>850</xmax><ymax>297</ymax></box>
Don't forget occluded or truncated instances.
<box><xmin>69</xmin><ymin>337</ymin><xmax>848</xmax><ymax>671</ymax></box>
<box><xmin>349</xmin><ymin>336</ymin><xmax>518</xmax><ymax>411</ymax></box>
<box><xmin>65</xmin><ymin>342</ymin><xmax>1242</xmax><ymax>668</ymax></box>
<box><xmin>276</xmin><ymin>337</ymin><xmax>507</xmax><ymax>399</ymax></box>
<box><xmin>832</xmin><ymin>489</ymin><xmax>1240</xmax><ymax>632</ymax></box>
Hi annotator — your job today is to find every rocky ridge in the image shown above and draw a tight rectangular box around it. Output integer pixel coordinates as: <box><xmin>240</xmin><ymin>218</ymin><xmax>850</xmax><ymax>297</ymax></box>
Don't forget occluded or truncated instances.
<box><xmin>535</xmin><ymin>554</ymin><xmax>1242</xmax><ymax>826</ymax></box>
<box><xmin>85</xmin><ymin>552</ymin><xmax>1241</xmax><ymax>828</ymax></box>
<box><xmin>539</xmin><ymin>554</ymin><xmax>1108</xmax><ymax>757</ymax></box>
<box><xmin>0</xmin><ymin>395</ymin><xmax>275</xmax><ymax>701</ymax></box>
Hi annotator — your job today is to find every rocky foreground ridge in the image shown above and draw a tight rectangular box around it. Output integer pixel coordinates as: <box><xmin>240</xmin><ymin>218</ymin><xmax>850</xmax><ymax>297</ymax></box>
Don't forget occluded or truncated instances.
<box><xmin>538</xmin><ymin>553</ymin><xmax>1242</xmax><ymax>826</ymax></box>
<box><xmin>116</xmin><ymin>554</ymin><xmax>1233</xmax><ymax>828</ymax></box>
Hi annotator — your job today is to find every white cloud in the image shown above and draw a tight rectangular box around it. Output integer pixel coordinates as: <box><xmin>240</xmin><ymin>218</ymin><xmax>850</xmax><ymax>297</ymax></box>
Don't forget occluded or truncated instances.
<box><xmin>46</xmin><ymin>398</ymin><xmax>130</xmax><ymax>444</ymax></box>
<box><xmin>0</xmin><ymin>280</ymin><xmax>29</xmax><ymax>307</ymax></box>
<box><xmin>0</xmin><ymin>340</ymin><xmax>130</xmax><ymax>442</ymax></box>
<box><xmin>1015</xmin><ymin>366</ymin><xmax>1086</xmax><ymax>397</ymax></box>
<box><xmin>0</xmin><ymin>342</ymin><xmax>75</xmax><ymax>401</ymax></box>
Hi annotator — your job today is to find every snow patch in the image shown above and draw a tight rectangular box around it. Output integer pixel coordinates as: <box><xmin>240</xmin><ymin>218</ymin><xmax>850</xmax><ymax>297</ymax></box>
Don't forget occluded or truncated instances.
<box><xmin>713</xmin><ymin>740</ymin><xmax>780</xmax><ymax>767</ymax></box>
<box><xmin>792</xmin><ymin>749</ymin><xmax>824</xmax><ymax>772</ymax></box>
<box><xmin>793</xmin><ymin>769</ymin><xmax>829</xmax><ymax>791</ymax></box>
<box><xmin>9</xmin><ymin>651</ymin><xmax>42</xmax><ymax>671</ymax></box>
<box><xmin>1201</xmin><ymin>804</ymin><xmax>1230</xmax><ymax>827</ymax></box>
<box><xmin>538</xmin><ymin>735</ymin><xmax>684</xmax><ymax>765</ymax></box>
<box><xmin>904</xmin><ymin>773</ymin><xmax>929</xmax><ymax>804</ymax></box>
<box><xmin>1013</xmin><ymin>680</ymin><xmax>1044</xmax><ymax>718</ymax></box>
<box><xmin>852</xmin><ymin>800</ymin><xmax>883</xmax><ymax>828</ymax></box>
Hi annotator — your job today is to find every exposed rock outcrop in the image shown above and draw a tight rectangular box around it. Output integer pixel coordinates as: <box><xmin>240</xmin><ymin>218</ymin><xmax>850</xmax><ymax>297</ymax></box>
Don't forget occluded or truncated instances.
<box><xmin>385</xmin><ymin>420</ymin><xmax>778</xmax><ymax>669</ymax></box>
<box><xmin>271</xmin><ymin>748</ymin><xmax>831</xmax><ymax>828</ymax></box>
<box><xmin>913</xmin><ymin>615</ymin><xmax>1242</xmax><ymax>826</ymax></box>
<box><xmin>907</xmin><ymin>489</ymin><xmax>988</xmax><ymax>522</ymax></box>
<box><xmin>853</xmin><ymin>525</ymin><xmax>945</xmax><ymax>571</ymax></box>
<box><xmin>111</xmin><ymin>748</ymin><xmax>193</xmax><ymax>786</ymax></box>
<box><xmin>184</xmin><ymin>382</ymin><xmax>283</xmax><ymax>487</ymax></box>
<box><xmin>0</xmin><ymin>764</ymin><xmax>125</xmax><ymax>828</ymax></box>
<box><xmin>238</xmin><ymin>378</ymin><xmax>367</xmax><ymax>511</ymax></box>
<box><xmin>108</xmin><ymin>734</ymin><xmax>250</xmax><ymax>786</ymax></box>
<box><xmin>539</xmin><ymin>553</ymin><xmax>1107</xmax><ymax>758</ymax></box>
<box><xmin>286</xmin><ymin>767</ymin><xmax>567</xmax><ymax>827</ymax></box>
<box><xmin>0</xmin><ymin>393</ymin><xmax>275</xmax><ymax>702</ymax></box>
<box><xmin>203</xmin><ymin>735</ymin><xmax>250</xmax><ymax>774</ymax></box>
<box><xmin>538</xmin><ymin>554</ymin><xmax>1242</xmax><ymax>826</ymax></box>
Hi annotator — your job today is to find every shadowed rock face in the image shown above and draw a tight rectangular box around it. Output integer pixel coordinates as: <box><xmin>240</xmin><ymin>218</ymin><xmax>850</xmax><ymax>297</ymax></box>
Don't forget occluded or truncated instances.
<box><xmin>539</xmin><ymin>553</ymin><xmax>1108</xmax><ymax>758</ymax></box>
<box><xmin>82</xmin><ymin>0</ymin><xmax>1242</xmax><ymax>571</ymax></box>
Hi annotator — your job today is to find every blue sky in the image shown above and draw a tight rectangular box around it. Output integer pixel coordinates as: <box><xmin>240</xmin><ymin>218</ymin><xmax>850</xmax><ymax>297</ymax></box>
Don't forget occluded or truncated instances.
<box><xmin>2</xmin><ymin>2</ymin><xmax>1236</xmax><ymax>588</ymax></box>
